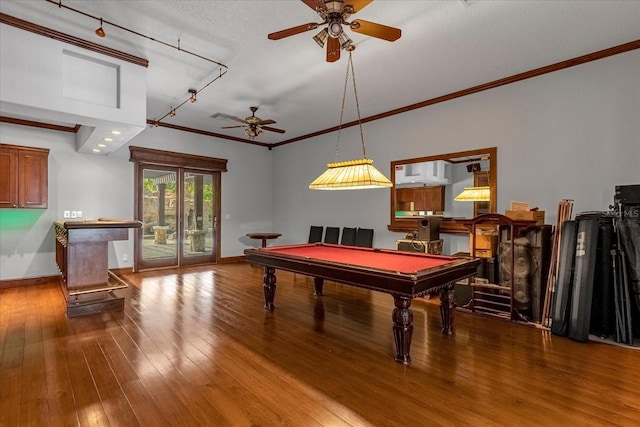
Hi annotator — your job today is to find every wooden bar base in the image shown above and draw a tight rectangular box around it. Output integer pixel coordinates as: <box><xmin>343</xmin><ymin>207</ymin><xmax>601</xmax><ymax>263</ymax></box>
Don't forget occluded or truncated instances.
<box><xmin>54</xmin><ymin>219</ymin><xmax>140</xmax><ymax>318</ymax></box>
<box><xmin>62</xmin><ymin>271</ymin><xmax>128</xmax><ymax>318</ymax></box>
<box><xmin>66</xmin><ymin>292</ymin><xmax>125</xmax><ymax>318</ymax></box>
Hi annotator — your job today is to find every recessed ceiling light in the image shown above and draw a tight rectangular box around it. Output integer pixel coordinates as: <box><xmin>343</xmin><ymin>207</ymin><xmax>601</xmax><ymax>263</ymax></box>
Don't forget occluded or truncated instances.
<box><xmin>103</xmin><ymin>137</ymin><xmax>113</xmax><ymax>141</ymax></box>
<box><xmin>92</xmin><ymin>148</ymin><xmax>101</xmax><ymax>153</ymax></box>
<box><xmin>98</xmin><ymin>143</ymin><xmax>107</xmax><ymax>148</ymax></box>
<box><xmin>111</xmin><ymin>130</ymin><xmax>121</xmax><ymax>135</ymax></box>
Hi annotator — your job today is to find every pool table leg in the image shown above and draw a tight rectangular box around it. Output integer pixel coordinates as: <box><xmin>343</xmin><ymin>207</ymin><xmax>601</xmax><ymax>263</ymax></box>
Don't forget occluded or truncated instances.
<box><xmin>313</xmin><ymin>277</ymin><xmax>324</xmax><ymax>296</ymax></box>
<box><xmin>263</xmin><ymin>267</ymin><xmax>276</xmax><ymax>310</ymax></box>
<box><xmin>439</xmin><ymin>282</ymin><xmax>456</xmax><ymax>334</ymax></box>
<box><xmin>392</xmin><ymin>295</ymin><xmax>414</xmax><ymax>364</ymax></box>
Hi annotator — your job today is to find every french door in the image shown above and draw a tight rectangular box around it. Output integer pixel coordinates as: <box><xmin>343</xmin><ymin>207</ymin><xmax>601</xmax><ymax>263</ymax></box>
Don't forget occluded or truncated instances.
<box><xmin>136</xmin><ymin>166</ymin><xmax>218</xmax><ymax>270</ymax></box>
<box><xmin>130</xmin><ymin>146</ymin><xmax>227</xmax><ymax>271</ymax></box>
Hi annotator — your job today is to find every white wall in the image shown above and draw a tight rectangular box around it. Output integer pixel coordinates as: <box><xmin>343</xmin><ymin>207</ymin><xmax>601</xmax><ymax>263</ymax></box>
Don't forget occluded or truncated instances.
<box><xmin>1</xmin><ymin>49</ymin><xmax>638</xmax><ymax>281</ymax></box>
<box><xmin>272</xmin><ymin>50</ymin><xmax>640</xmax><ymax>254</ymax></box>
<box><xmin>0</xmin><ymin>125</ymin><xmax>272</xmax><ymax>280</ymax></box>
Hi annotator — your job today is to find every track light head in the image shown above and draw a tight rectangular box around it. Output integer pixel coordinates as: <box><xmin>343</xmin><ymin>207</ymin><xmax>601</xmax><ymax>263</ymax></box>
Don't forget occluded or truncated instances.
<box><xmin>188</xmin><ymin>89</ymin><xmax>197</xmax><ymax>103</ymax></box>
<box><xmin>95</xmin><ymin>18</ymin><xmax>106</xmax><ymax>37</ymax></box>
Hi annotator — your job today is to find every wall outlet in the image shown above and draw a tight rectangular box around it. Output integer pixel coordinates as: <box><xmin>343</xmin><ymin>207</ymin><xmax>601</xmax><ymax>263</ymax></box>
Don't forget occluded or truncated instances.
<box><xmin>63</xmin><ymin>210</ymin><xmax>70</xmax><ymax>218</ymax></box>
<box><xmin>122</xmin><ymin>254</ymin><xmax>128</xmax><ymax>262</ymax></box>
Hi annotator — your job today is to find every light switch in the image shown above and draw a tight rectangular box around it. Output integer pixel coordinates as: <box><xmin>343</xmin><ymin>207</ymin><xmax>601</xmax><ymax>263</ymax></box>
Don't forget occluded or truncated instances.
<box><xmin>76</xmin><ymin>211</ymin><xmax>83</xmax><ymax>218</ymax></box>
<box><xmin>63</xmin><ymin>210</ymin><xmax>70</xmax><ymax>218</ymax></box>
<box><xmin>71</xmin><ymin>211</ymin><xmax>77</xmax><ymax>218</ymax></box>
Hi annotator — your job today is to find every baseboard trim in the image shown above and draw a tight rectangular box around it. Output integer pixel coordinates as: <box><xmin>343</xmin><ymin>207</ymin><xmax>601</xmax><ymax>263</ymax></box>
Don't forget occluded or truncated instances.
<box><xmin>0</xmin><ymin>274</ymin><xmax>61</xmax><ymax>289</ymax></box>
<box><xmin>220</xmin><ymin>256</ymin><xmax>245</xmax><ymax>264</ymax></box>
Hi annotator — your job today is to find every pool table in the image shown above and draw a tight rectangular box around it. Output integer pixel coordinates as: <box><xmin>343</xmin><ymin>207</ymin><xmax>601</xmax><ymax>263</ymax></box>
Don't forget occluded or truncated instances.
<box><xmin>244</xmin><ymin>243</ymin><xmax>481</xmax><ymax>363</ymax></box>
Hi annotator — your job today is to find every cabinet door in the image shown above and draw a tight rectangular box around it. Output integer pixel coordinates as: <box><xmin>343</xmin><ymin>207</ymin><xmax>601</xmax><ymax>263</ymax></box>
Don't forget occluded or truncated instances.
<box><xmin>397</xmin><ymin>188</ymin><xmax>424</xmax><ymax>211</ymax></box>
<box><xmin>423</xmin><ymin>186</ymin><xmax>445</xmax><ymax>212</ymax></box>
<box><xmin>19</xmin><ymin>150</ymin><xmax>49</xmax><ymax>208</ymax></box>
<box><xmin>0</xmin><ymin>148</ymin><xmax>18</xmax><ymax>208</ymax></box>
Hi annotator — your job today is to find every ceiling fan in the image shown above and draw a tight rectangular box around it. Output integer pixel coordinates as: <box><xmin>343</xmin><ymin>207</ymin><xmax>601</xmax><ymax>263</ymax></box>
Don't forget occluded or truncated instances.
<box><xmin>267</xmin><ymin>0</ymin><xmax>401</xmax><ymax>62</ymax></box>
<box><xmin>219</xmin><ymin>107</ymin><xmax>286</xmax><ymax>139</ymax></box>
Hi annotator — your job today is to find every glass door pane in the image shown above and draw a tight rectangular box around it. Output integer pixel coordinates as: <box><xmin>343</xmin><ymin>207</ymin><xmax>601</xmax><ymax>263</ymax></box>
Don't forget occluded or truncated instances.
<box><xmin>140</xmin><ymin>167</ymin><xmax>179</xmax><ymax>268</ymax></box>
<box><xmin>182</xmin><ymin>171</ymin><xmax>215</xmax><ymax>265</ymax></box>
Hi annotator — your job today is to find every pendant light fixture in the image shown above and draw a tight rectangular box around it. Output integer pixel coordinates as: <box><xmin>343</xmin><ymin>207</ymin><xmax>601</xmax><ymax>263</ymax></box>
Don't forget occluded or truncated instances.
<box><xmin>309</xmin><ymin>48</ymin><xmax>392</xmax><ymax>190</ymax></box>
<box><xmin>454</xmin><ymin>186</ymin><xmax>491</xmax><ymax>202</ymax></box>
<box><xmin>454</xmin><ymin>162</ymin><xmax>491</xmax><ymax>201</ymax></box>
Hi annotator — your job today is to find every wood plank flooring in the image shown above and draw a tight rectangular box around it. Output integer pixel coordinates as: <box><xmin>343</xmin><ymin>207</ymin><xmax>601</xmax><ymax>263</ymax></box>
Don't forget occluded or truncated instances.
<box><xmin>1</xmin><ymin>262</ymin><xmax>639</xmax><ymax>426</ymax></box>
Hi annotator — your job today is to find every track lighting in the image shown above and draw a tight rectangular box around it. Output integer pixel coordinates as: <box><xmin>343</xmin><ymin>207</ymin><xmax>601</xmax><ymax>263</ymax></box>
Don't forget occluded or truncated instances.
<box><xmin>46</xmin><ymin>1</ymin><xmax>229</xmax><ymax>126</ymax></box>
<box><xmin>95</xmin><ymin>18</ymin><xmax>105</xmax><ymax>37</ymax></box>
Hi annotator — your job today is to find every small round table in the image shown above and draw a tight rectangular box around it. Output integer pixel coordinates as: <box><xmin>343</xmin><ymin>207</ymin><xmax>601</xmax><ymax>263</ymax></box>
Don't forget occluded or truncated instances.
<box><xmin>246</xmin><ymin>232</ymin><xmax>282</xmax><ymax>248</ymax></box>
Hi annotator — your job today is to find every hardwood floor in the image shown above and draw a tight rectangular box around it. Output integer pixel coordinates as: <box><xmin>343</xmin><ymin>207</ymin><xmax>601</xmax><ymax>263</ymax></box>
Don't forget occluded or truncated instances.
<box><xmin>1</xmin><ymin>262</ymin><xmax>639</xmax><ymax>426</ymax></box>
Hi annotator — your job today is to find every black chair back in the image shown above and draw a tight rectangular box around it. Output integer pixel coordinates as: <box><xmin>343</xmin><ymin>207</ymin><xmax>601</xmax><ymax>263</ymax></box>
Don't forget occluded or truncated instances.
<box><xmin>308</xmin><ymin>226</ymin><xmax>324</xmax><ymax>243</ymax></box>
<box><xmin>355</xmin><ymin>228</ymin><xmax>374</xmax><ymax>247</ymax></box>
<box><xmin>324</xmin><ymin>227</ymin><xmax>340</xmax><ymax>244</ymax></box>
<box><xmin>340</xmin><ymin>227</ymin><xmax>357</xmax><ymax>245</ymax></box>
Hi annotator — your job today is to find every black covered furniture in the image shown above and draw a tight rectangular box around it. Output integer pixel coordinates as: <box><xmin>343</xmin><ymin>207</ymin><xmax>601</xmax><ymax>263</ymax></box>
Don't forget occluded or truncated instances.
<box><xmin>341</xmin><ymin>227</ymin><xmax>357</xmax><ymax>245</ymax></box>
<box><xmin>355</xmin><ymin>228</ymin><xmax>374</xmax><ymax>248</ymax></box>
<box><xmin>324</xmin><ymin>227</ymin><xmax>340</xmax><ymax>244</ymax></box>
<box><xmin>308</xmin><ymin>225</ymin><xmax>324</xmax><ymax>243</ymax></box>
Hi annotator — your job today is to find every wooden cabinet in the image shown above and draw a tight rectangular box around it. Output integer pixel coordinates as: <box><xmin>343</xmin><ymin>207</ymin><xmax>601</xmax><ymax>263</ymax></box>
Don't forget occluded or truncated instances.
<box><xmin>0</xmin><ymin>144</ymin><xmax>49</xmax><ymax>208</ymax></box>
<box><xmin>396</xmin><ymin>186</ymin><xmax>445</xmax><ymax>212</ymax></box>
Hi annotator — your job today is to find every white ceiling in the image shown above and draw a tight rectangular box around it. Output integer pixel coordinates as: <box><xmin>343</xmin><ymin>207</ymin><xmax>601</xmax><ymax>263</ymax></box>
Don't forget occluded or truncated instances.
<box><xmin>1</xmin><ymin>0</ymin><xmax>639</xmax><ymax>146</ymax></box>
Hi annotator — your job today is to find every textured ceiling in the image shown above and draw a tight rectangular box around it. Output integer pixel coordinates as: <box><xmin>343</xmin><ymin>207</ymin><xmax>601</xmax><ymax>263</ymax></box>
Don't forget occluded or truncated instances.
<box><xmin>1</xmin><ymin>0</ymin><xmax>639</xmax><ymax>145</ymax></box>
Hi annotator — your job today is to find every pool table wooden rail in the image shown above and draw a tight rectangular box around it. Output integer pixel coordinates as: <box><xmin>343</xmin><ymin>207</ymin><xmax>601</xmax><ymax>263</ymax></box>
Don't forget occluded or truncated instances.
<box><xmin>244</xmin><ymin>243</ymin><xmax>481</xmax><ymax>363</ymax></box>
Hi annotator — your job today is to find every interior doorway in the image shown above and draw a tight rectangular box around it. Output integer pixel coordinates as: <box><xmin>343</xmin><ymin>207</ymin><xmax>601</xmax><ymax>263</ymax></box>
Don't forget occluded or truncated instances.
<box><xmin>130</xmin><ymin>147</ymin><xmax>227</xmax><ymax>271</ymax></box>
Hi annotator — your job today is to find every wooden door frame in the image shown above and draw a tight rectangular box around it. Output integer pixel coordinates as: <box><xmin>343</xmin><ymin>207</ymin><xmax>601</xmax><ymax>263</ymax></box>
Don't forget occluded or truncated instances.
<box><xmin>130</xmin><ymin>146</ymin><xmax>227</xmax><ymax>271</ymax></box>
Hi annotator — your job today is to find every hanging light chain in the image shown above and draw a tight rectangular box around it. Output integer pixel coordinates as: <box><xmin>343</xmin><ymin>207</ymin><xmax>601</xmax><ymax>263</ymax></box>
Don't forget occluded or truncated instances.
<box><xmin>349</xmin><ymin>51</ymin><xmax>367</xmax><ymax>159</ymax></box>
<box><xmin>335</xmin><ymin>51</ymin><xmax>367</xmax><ymax>161</ymax></box>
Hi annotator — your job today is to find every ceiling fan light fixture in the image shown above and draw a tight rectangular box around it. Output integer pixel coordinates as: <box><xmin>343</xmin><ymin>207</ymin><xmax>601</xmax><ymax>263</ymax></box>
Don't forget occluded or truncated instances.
<box><xmin>95</xmin><ymin>18</ymin><xmax>106</xmax><ymax>37</ymax></box>
<box><xmin>328</xmin><ymin>20</ymin><xmax>343</xmax><ymax>38</ymax></box>
<box><xmin>338</xmin><ymin>32</ymin><xmax>353</xmax><ymax>49</ymax></box>
<box><xmin>313</xmin><ymin>28</ymin><xmax>329</xmax><ymax>48</ymax></box>
<box><xmin>244</xmin><ymin>127</ymin><xmax>263</xmax><ymax>139</ymax></box>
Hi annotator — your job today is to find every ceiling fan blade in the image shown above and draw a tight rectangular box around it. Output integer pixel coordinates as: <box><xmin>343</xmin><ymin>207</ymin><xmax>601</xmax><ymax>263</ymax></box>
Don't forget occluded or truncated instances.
<box><xmin>221</xmin><ymin>125</ymin><xmax>245</xmax><ymax>129</ymax></box>
<box><xmin>218</xmin><ymin>114</ymin><xmax>247</xmax><ymax>124</ymax></box>
<box><xmin>301</xmin><ymin>0</ymin><xmax>326</xmax><ymax>12</ymax></box>
<box><xmin>346</xmin><ymin>1</ymin><xmax>374</xmax><ymax>14</ymax></box>
<box><xmin>262</xmin><ymin>126</ymin><xmax>286</xmax><ymax>134</ymax></box>
<box><xmin>268</xmin><ymin>22</ymin><xmax>319</xmax><ymax>40</ymax></box>
<box><xmin>258</xmin><ymin>119</ymin><xmax>277</xmax><ymax>126</ymax></box>
<box><xmin>350</xmin><ymin>19</ymin><xmax>401</xmax><ymax>41</ymax></box>
<box><xmin>326</xmin><ymin>36</ymin><xmax>340</xmax><ymax>62</ymax></box>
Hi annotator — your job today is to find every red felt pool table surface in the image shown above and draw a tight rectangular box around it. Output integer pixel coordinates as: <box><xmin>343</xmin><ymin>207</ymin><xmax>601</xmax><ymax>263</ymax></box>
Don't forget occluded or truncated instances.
<box><xmin>261</xmin><ymin>243</ymin><xmax>456</xmax><ymax>275</ymax></box>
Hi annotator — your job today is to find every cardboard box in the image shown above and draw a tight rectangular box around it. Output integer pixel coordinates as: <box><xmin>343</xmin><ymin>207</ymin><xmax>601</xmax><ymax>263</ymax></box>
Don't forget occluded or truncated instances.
<box><xmin>505</xmin><ymin>210</ymin><xmax>545</xmax><ymax>225</ymax></box>
<box><xmin>470</xmin><ymin>224</ymin><xmax>498</xmax><ymax>256</ymax></box>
